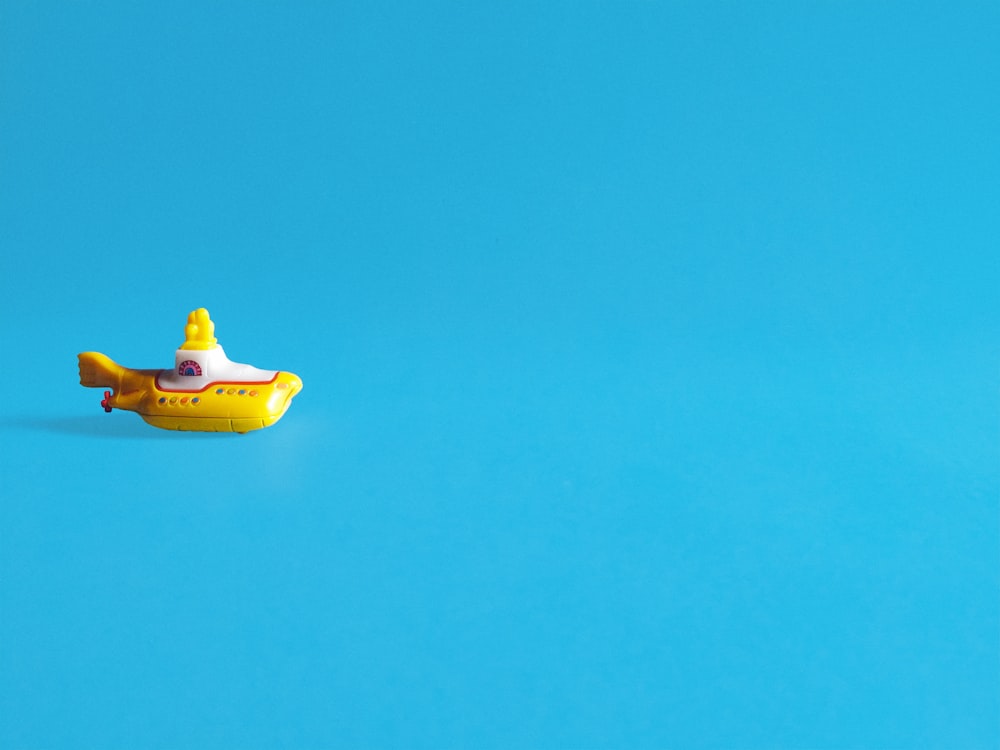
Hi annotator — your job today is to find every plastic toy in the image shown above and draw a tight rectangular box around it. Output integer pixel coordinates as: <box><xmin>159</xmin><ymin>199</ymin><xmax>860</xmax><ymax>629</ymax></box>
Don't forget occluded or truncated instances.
<box><xmin>78</xmin><ymin>308</ymin><xmax>302</xmax><ymax>433</ymax></box>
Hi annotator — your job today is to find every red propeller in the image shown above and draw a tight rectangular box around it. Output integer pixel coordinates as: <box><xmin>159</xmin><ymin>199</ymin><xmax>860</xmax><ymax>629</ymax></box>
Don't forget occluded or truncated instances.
<box><xmin>100</xmin><ymin>390</ymin><xmax>113</xmax><ymax>413</ymax></box>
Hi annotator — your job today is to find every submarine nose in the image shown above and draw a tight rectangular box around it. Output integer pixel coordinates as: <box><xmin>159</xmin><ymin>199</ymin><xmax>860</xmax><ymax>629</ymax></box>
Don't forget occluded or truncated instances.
<box><xmin>283</xmin><ymin>372</ymin><xmax>303</xmax><ymax>399</ymax></box>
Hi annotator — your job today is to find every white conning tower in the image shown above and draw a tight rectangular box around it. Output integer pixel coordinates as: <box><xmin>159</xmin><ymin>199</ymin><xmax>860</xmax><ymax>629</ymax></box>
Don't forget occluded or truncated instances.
<box><xmin>158</xmin><ymin>308</ymin><xmax>276</xmax><ymax>390</ymax></box>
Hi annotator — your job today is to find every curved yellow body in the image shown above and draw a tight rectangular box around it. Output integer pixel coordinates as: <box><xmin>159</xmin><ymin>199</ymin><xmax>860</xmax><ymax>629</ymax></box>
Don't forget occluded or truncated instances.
<box><xmin>138</xmin><ymin>373</ymin><xmax>301</xmax><ymax>432</ymax></box>
<box><xmin>78</xmin><ymin>309</ymin><xmax>302</xmax><ymax>433</ymax></box>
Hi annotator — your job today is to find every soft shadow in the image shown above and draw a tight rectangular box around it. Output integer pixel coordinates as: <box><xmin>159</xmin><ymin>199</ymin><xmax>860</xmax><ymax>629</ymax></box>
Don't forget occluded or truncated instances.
<box><xmin>8</xmin><ymin>415</ymin><xmax>238</xmax><ymax>439</ymax></box>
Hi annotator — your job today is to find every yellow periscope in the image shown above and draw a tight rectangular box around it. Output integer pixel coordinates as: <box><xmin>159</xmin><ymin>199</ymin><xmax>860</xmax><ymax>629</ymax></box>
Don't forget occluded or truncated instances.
<box><xmin>78</xmin><ymin>308</ymin><xmax>302</xmax><ymax>433</ymax></box>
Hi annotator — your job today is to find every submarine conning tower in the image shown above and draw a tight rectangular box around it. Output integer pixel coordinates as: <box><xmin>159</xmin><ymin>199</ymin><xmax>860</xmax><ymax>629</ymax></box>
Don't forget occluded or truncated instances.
<box><xmin>157</xmin><ymin>308</ymin><xmax>277</xmax><ymax>391</ymax></box>
<box><xmin>174</xmin><ymin>307</ymin><xmax>221</xmax><ymax>378</ymax></box>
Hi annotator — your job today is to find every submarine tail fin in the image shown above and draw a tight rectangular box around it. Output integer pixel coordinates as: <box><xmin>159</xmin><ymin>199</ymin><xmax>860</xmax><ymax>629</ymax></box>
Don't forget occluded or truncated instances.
<box><xmin>78</xmin><ymin>352</ymin><xmax>124</xmax><ymax>389</ymax></box>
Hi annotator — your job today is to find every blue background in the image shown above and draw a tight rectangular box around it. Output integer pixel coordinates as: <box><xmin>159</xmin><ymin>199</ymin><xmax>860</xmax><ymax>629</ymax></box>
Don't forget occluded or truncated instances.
<box><xmin>1</xmin><ymin>2</ymin><xmax>998</xmax><ymax>748</ymax></box>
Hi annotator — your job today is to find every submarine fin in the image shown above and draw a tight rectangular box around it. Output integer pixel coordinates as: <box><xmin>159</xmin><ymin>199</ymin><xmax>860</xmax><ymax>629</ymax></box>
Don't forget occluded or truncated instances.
<box><xmin>78</xmin><ymin>352</ymin><xmax>124</xmax><ymax>389</ymax></box>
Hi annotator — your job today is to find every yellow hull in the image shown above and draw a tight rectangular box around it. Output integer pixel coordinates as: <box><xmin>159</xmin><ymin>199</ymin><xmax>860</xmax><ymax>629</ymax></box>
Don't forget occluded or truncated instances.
<box><xmin>140</xmin><ymin>413</ymin><xmax>287</xmax><ymax>433</ymax></box>
<box><xmin>79</xmin><ymin>352</ymin><xmax>301</xmax><ymax>433</ymax></box>
<box><xmin>135</xmin><ymin>374</ymin><xmax>301</xmax><ymax>432</ymax></box>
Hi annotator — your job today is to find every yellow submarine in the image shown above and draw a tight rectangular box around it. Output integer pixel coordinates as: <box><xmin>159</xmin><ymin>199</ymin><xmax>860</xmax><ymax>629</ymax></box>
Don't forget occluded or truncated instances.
<box><xmin>78</xmin><ymin>308</ymin><xmax>302</xmax><ymax>433</ymax></box>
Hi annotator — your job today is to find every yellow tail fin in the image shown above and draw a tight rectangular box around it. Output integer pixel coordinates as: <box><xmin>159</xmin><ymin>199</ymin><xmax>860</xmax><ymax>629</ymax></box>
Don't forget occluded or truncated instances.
<box><xmin>78</xmin><ymin>352</ymin><xmax>124</xmax><ymax>389</ymax></box>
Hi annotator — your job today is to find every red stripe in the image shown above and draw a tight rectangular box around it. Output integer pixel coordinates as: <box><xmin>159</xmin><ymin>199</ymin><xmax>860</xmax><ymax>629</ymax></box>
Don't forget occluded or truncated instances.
<box><xmin>154</xmin><ymin>371</ymin><xmax>280</xmax><ymax>394</ymax></box>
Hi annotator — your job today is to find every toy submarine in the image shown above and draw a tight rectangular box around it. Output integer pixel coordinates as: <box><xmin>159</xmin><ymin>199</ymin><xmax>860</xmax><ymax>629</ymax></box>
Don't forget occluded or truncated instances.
<box><xmin>78</xmin><ymin>308</ymin><xmax>302</xmax><ymax>433</ymax></box>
